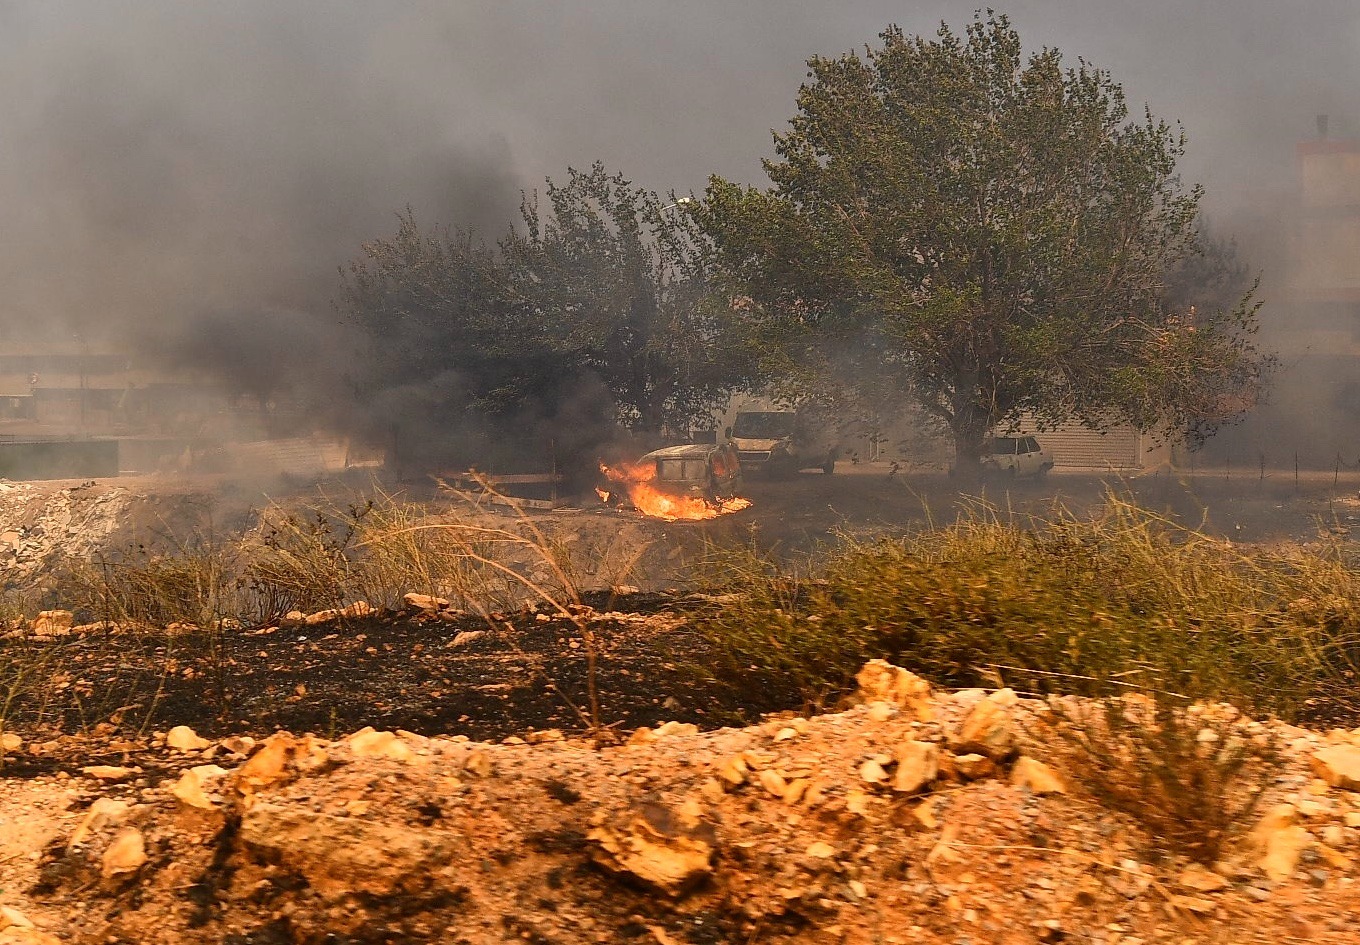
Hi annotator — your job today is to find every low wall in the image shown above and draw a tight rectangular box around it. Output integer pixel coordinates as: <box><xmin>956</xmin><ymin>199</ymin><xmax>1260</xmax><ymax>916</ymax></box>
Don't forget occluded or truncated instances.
<box><xmin>0</xmin><ymin>437</ymin><xmax>120</xmax><ymax>480</ymax></box>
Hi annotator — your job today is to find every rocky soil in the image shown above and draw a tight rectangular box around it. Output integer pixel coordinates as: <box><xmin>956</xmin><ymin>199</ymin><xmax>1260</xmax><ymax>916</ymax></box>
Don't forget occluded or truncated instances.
<box><xmin>3</xmin><ymin>661</ymin><xmax>1360</xmax><ymax>945</ymax></box>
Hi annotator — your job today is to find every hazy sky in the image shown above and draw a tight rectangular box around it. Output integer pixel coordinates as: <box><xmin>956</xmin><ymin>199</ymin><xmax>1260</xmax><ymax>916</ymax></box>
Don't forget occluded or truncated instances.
<box><xmin>0</xmin><ymin>1</ymin><xmax>1356</xmax><ymax>339</ymax></box>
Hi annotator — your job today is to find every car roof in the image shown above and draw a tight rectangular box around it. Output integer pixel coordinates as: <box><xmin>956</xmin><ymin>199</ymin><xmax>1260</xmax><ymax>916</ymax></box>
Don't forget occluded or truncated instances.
<box><xmin>641</xmin><ymin>443</ymin><xmax>729</xmax><ymax>461</ymax></box>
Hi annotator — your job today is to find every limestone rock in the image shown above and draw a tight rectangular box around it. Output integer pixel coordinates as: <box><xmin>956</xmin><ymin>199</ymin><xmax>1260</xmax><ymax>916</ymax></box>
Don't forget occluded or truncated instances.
<box><xmin>1178</xmin><ymin>863</ymin><xmax>1229</xmax><ymax>892</ymax></box>
<box><xmin>348</xmin><ymin>728</ymin><xmax>414</xmax><ymax>762</ymax></box>
<box><xmin>951</xmin><ymin>688</ymin><xmax>1019</xmax><ymax>760</ymax></box>
<box><xmin>341</xmin><ymin>601</ymin><xmax>374</xmax><ymax>620</ymax></box>
<box><xmin>30</xmin><ymin>610</ymin><xmax>73</xmax><ymax>635</ymax></box>
<box><xmin>464</xmin><ymin>749</ymin><xmax>493</xmax><ymax>778</ymax></box>
<box><xmin>1311</xmin><ymin>745</ymin><xmax>1360</xmax><ymax>791</ymax></box>
<box><xmin>1010</xmin><ymin>757</ymin><xmax>1066</xmax><ymax>795</ymax></box>
<box><xmin>0</xmin><ymin>732</ymin><xmax>20</xmax><ymax>753</ymax></box>
<box><xmin>403</xmin><ymin>593</ymin><xmax>449</xmax><ymax>612</ymax></box>
<box><xmin>782</xmin><ymin>778</ymin><xmax>810</xmax><ymax>804</ymax></box>
<box><xmin>892</xmin><ymin>740</ymin><xmax>939</xmax><ymax>795</ymax></box>
<box><xmin>235</xmin><ymin>732</ymin><xmax>300</xmax><ymax>795</ymax></box>
<box><xmin>759</xmin><ymin>769</ymin><xmax>788</xmax><ymax>797</ymax></box>
<box><xmin>239</xmin><ymin>803</ymin><xmax>458</xmax><ymax>899</ymax></box>
<box><xmin>1245</xmin><ymin>804</ymin><xmax>1315</xmax><ymax>882</ymax></box>
<box><xmin>588</xmin><ymin>799</ymin><xmax>716</xmax><ymax>896</ymax></box>
<box><xmin>0</xmin><ymin>930</ymin><xmax>65</xmax><ymax>945</ymax></box>
<box><xmin>717</xmin><ymin>755</ymin><xmax>748</xmax><ymax>789</ymax></box>
<box><xmin>171</xmin><ymin>765</ymin><xmax>229</xmax><ymax>809</ymax></box>
<box><xmin>652</xmin><ymin>721</ymin><xmax>699</xmax><ymax>740</ymax></box>
<box><xmin>81</xmin><ymin>765</ymin><xmax>134</xmax><ymax>781</ymax></box>
<box><xmin>952</xmin><ymin>753</ymin><xmax>996</xmax><ymax>781</ymax></box>
<box><xmin>859</xmin><ymin>759</ymin><xmax>888</xmax><ymax>785</ymax></box>
<box><xmin>219</xmin><ymin>735</ymin><xmax>256</xmax><ymax>756</ymax></box>
<box><xmin>69</xmin><ymin>797</ymin><xmax>131</xmax><ymax>848</ymax></box>
<box><xmin>166</xmin><ymin>725</ymin><xmax>211</xmax><ymax>752</ymax></box>
<box><xmin>0</xmin><ymin>906</ymin><xmax>34</xmax><ymax>931</ymax></box>
<box><xmin>100</xmin><ymin>827</ymin><xmax>147</xmax><ymax>878</ymax></box>
<box><xmin>855</xmin><ymin>660</ymin><xmax>934</xmax><ymax>721</ymax></box>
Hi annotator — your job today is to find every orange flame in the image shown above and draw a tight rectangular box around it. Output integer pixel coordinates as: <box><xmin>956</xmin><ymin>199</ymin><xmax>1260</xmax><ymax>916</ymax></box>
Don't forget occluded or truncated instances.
<box><xmin>599</xmin><ymin>460</ymin><xmax>752</xmax><ymax>522</ymax></box>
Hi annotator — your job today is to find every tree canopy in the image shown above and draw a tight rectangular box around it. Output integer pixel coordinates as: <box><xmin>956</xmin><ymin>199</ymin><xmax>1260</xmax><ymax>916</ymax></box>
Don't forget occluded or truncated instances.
<box><xmin>342</xmin><ymin>163</ymin><xmax>744</xmax><ymax>469</ymax></box>
<box><xmin>696</xmin><ymin>12</ymin><xmax>1271</xmax><ymax>470</ymax></box>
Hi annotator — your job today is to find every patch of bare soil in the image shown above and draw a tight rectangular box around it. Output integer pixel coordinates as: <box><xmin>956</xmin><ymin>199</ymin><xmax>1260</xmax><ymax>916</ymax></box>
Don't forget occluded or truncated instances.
<box><xmin>3</xmin><ymin>666</ymin><xmax>1360</xmax><ymax>945</ymax></box>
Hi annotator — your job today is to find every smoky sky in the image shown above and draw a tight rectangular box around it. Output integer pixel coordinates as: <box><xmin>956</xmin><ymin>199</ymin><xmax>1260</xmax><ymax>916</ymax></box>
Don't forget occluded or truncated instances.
<box><xmin>0</xmin><ymin>0</ymin><xmax>1356</xmax><ymax>344</ymax></box>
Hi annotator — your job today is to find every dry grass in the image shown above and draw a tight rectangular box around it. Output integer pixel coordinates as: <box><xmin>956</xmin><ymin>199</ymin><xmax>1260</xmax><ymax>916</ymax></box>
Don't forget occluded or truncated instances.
<box><xmin>695</xmin><ymin>493</ymin><xmax>1360</xmax><ymax>721</ymax></box>
<box><xmin>2</xmin><ymin>485</ymin><xmax>646</xmax><ymax>738</ymax></box>
<box><xmin>1037</xmin><ymin>692</ymin><xmax>1277</xmax><ymax>865</ymax></box>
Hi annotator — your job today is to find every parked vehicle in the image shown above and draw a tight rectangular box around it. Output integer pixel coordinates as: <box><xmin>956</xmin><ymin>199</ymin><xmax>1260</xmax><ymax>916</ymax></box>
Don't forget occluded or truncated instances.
<box><xmin>728</xmin><ymin>408</ymin><xmax>838</xmax><ymax>475</ymax></box>
<box><xmin>638</xmin><ymin>442</ymin><xmax>743</xmax><ymax>500</ymax></box>
<box><xmin>981</xmin><ymin>435</ymin><xmax>1053</xmax><ymax>477</ymax></box>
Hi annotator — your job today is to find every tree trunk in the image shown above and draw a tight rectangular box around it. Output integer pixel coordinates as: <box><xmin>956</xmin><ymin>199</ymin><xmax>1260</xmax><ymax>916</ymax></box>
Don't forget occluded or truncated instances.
<box><xmin>949</xmin><ymin>401</ymin><xmax>991</xmax><ymax>485</ymax></box>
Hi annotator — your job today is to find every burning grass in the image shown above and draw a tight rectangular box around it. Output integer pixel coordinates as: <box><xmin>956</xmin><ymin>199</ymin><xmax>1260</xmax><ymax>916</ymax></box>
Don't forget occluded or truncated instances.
<box><xmin>693</xmin><ymin>494</ymin><xmax>1360</xmax><ymax>723</ymax></box>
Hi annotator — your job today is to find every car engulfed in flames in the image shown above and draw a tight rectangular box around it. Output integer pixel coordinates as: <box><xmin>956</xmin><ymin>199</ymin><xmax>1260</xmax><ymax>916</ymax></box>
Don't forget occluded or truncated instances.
<box><xmin>598</xmin><ymin>443</ymin><xmax>752</xmax><ymax>522</ymax></box>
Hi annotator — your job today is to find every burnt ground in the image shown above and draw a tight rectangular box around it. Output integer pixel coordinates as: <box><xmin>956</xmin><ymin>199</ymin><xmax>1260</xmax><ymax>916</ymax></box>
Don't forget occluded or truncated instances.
<box><xmin>1</xmin><ymin>594</ymin><xmax>802</xmax><ymax>776</ymax></box>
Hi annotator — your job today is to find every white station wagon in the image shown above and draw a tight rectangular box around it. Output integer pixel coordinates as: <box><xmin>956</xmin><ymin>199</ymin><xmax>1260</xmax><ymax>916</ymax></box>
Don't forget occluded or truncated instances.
<box><xmin>981</xmin><ymin>435</ymin><xmax>1054</xmax><ymax>478</ymax></box>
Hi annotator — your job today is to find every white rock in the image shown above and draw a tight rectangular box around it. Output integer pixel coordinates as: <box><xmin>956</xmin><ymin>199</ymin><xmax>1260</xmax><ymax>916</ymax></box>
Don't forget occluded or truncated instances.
<box><xmin>100</xmin><ymin>827</ymin><xmax>147</xmax><ymax>878</ymax></box>
<box><xmin>1311</xmin><ymin>745</ymin><xmax>1360</xmax><ymax>791</ymax></box>
<box><xmin>855</xmin><ymin>660</ymin><xmax>934</xmax><ymax>721</ymax></box>
<box><xmin>166</xmin><ymin>725</ymin><xmax>211</xmax><ymax>752</ymax></box>
<box><xmin>952</xmin><ymin>689</ymin><xmax>1019</xmax><ymax>760</ymax></box>
<box><xmin>0</xmin><ymin>906</ymin><xmax>35</xmax><ymax>930</ymax></box>
<box><xmin>171</xmin><ymin>765</ymin><xmax>229</xmax><ymax>809</ymax></box>
<box><xmin>1010</xmin><ymin>756</ymin><xmax>1066</xmax><ymax>795</ymax></box>
<box><xmin>348</xmin><ymin>728</ymin><xmax>414</xmax><ymax>762</ymax></box>
<box><xmin>892</xmin><ymin>740</ymin><xmax>939</xmax><ymax>794</ymax></box>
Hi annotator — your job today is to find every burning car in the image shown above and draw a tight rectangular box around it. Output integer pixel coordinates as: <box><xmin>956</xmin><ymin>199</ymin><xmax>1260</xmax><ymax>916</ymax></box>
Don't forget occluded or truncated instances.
<box><xmin>598</xmin><ymin>443</ymin><xmax>751</xmax><ymax>521</ymax></box>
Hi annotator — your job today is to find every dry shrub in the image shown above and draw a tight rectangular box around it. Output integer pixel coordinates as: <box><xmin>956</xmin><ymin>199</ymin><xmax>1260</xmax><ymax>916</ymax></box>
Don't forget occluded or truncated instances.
<box><xmin>1038</xmin><ymin>692</ymin><xmax>1277</xmax><ymax>865</ymax></box>
<box><xmin>69</xmin><ymin>553</ymin><xmax>235</xmax><ymax>629</ymax></box>
<box><xmin>239</xmin><ymin>487</ymin><xmax>622</xmax><ymax>622</ymax></box>
<box><xmin>242</xmin><ymin>483</ymin><xmax>638</xmax><ymax>733</ymax></box>
<box><xmin>695</xmin><ymin>493</ymin><xmax>1360</xmax><ymax>721</ymax></box>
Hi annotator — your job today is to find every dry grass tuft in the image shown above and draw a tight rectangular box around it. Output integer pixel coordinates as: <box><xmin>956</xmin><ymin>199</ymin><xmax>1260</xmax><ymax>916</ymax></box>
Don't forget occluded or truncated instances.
<box><xmin>1037</xmin><ymin>692</ymin><xmax>1277</xmax><ymax>865</ymax></box>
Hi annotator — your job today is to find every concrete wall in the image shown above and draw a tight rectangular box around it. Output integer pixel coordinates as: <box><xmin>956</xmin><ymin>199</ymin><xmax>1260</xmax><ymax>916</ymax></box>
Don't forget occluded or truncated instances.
<box><xmin>0</xmin><ymin>438</ymin><xmax>120</xmax><ymax>480</ymax></box>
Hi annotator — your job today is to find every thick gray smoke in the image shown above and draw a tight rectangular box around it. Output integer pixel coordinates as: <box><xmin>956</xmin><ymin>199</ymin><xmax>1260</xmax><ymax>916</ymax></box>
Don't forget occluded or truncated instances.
<box><xmin>1</xmin><ymin>1</ymin><xmax>1356</xmax><ymax>460</ymax></box>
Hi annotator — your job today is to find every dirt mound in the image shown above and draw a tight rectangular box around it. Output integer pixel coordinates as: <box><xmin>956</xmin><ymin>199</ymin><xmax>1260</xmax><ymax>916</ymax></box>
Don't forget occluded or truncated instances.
<box><xmin>3</xmin><ymin>665</ymin><xmax>1359</xmax><ymax>944</ymax></box>
<box><xmin>0</xmin><ymin>479</ymin><xmax>223</xmax><ymax>594</ymax></box>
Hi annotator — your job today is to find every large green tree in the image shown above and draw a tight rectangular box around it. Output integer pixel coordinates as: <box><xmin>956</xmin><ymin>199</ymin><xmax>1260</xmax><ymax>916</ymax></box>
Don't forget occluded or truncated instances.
<box><xmin>697</xmin><ymin>13</ymin><xmax>1270</xmax><ymax>473</ymax></box>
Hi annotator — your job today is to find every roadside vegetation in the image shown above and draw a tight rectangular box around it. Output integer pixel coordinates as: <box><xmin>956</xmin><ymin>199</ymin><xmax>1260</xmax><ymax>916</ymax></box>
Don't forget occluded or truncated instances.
<box><xmin>4</xmin><ymin>491</ymin><xmax>1360</xmax><ymax>745</ymax></box>
<box><xmin>694</xmin><ymin>493</ymin><xmax>1360</xmax><ymax>724</ymax></box>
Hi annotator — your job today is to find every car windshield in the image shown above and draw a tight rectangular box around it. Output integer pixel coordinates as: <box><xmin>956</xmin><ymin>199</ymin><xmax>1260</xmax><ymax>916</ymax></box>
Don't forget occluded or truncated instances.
<box><xmin>733</xmin><ymin>412</ymin><xmax>795</xmax><ymax>438</ymax></box>
<box><xmin>989</xmin><ymin>437</ymin><xmax>1019</xmax><ymax>455</ymax></box>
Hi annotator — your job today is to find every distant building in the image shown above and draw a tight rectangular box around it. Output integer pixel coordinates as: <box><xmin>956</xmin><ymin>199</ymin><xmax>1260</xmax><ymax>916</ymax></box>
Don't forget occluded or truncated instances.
<box><xmin>1207</xmin><ymin>120</ymin><xmax>1360</xmax><ymax>470</ymax></box>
